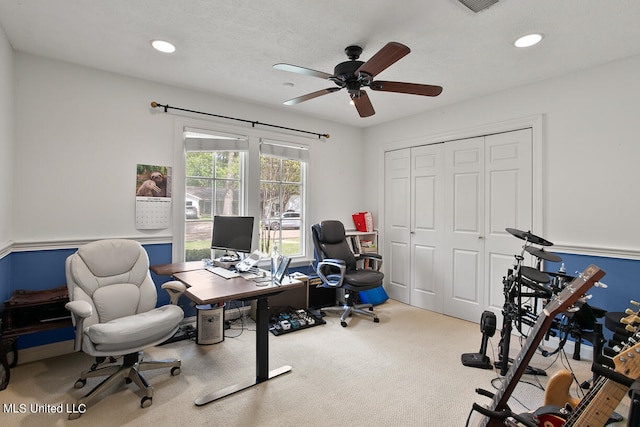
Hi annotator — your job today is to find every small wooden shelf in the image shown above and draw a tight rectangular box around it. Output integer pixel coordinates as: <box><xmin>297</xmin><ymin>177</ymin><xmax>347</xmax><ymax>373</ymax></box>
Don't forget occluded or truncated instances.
<box><xmin>1</xmin><ymin>285</ymin><xmax>72</xmax><ymax>368</ymax></box>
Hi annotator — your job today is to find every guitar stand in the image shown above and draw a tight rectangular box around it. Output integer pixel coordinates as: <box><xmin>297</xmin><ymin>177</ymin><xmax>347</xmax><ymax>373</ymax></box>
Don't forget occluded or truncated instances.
<box><xmin>471</xmin><ymin>391</ymin><xmax>538</xmax><ymax>427</ymax></box>
<box><xmin>591</xmin><ymin>362</ymin><xmax>633</xmax><ymax>424</ymax></box>
<box><xmin>629</xmin><ymin>378</ymin><xmax>640</xmax><ymax>427</ymax></box>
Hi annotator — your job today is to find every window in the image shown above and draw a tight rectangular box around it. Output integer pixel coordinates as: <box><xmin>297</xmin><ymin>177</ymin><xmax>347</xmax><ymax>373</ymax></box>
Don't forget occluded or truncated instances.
<box><xmin>184</xmin><ymin>132</ymin><xmax>248</xmax><ymax>261</ymax></box>
<box><xmin>259</xmin><ymin>140</ymin><xmax>308</xmax><ymax>257</ymax></box>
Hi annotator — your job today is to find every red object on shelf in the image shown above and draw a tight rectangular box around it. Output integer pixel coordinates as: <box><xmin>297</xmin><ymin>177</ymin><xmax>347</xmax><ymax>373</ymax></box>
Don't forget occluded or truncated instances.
<box><xmin>352</xmin><ymin>212</ymin><xmax>374</xmax><ymax>232</ymax></box>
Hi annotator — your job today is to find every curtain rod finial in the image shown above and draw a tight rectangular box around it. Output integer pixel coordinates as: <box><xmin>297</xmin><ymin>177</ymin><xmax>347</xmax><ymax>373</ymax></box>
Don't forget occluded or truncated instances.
<box><xmin>150</xmin><ymin>101</ymin><xmax>158</xmax><ymax>108</ymax></box>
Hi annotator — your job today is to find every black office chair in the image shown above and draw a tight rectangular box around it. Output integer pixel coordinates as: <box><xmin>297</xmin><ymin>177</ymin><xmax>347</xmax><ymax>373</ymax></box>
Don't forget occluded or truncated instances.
<box><xmin>311</xmin><ymin>220</ymin><xmax>384</xmax><ymax>327</ymax></box>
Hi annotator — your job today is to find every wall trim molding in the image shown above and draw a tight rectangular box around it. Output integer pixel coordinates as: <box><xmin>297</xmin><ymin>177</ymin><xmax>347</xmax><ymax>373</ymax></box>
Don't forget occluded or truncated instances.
<box><xmin>552</xmin><ymin>244</ymin><xmax>640</xmax><ymax>261</ymax></box>
<box><xmin>0</xmin><ymin>239</ymin><xmax>12</xmax><ymax>259</ymax></box>
<box><xmin>9</xmin><ymin>235</ymin><xmax>172</xmax><ymax>252</ymax></box>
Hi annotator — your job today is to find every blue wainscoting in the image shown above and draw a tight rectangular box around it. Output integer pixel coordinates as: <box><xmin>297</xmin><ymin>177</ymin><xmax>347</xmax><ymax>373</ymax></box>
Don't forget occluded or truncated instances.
<box><xmin>1</xmin><ymin>242</ymin><xmax>181</xmax><ymax>350</ymax></box>
<box><xmin>546</xmin><ymin>253</ymin><xmax>640</xmax><ymax>341</ymax></box>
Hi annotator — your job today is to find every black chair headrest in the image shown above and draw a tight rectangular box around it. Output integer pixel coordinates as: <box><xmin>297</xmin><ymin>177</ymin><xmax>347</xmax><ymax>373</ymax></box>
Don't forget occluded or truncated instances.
<box><xmin>317</xmin><ymin>220</ymin><xmax>346</xmax><ymax>244</ymax></box>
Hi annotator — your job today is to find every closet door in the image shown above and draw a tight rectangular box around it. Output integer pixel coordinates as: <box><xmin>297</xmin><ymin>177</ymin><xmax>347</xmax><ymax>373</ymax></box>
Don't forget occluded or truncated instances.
<box><xmin>443</xmin><ymin>137</ymin><xmax>485</xmax><ymax>323</ymax></box>
<box><xmin>383</xmin><ymin>149</ymin><xmax>411</xmax><ymax>304</ymax></box>
<box><xmin>483</xmin><ymin>129</ymin><xmax>533</xmax><ymax>318</ymax></box>
<box><xmin>410</xmin><ymin>144</ymin><xmax>445</xmax><ymax>311</ymax></box>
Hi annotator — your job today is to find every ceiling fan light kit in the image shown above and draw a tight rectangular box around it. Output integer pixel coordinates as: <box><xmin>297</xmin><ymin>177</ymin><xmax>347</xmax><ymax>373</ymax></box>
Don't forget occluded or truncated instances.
<box><xmin>273</xmin><ymin>42</ymin><xmax>443</xmax><ymax>118</ymax></box>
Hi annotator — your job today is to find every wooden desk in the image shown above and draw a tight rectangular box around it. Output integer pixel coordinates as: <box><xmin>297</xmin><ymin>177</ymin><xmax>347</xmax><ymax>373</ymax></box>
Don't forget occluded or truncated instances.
<box><xmin>153</xmin><ymin>263</ymin><xmax>303</xmax><ymax>406</ymax></box>
<box><xmin>149</xmin><ymin>261</ymin><xmax>204</xmax><ymax>276</ymax></box>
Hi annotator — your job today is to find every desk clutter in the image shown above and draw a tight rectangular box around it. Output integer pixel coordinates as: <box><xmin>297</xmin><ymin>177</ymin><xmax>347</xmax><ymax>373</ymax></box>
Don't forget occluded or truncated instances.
<box><xmin>269</xmin><ymin>308</ymin><xmax>325</xmax><ymax>336</ymax></box>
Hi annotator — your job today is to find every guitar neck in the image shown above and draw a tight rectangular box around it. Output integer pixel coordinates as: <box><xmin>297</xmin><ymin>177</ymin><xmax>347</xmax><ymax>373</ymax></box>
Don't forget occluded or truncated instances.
<box><xmin>567</xmin><ymin>380</ymin><xmax>628</xmax><ymax>426</ymax></box>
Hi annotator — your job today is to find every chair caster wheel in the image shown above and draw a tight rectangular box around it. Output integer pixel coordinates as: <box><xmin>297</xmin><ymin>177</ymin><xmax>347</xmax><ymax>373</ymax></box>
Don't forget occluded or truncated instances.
<box><xmin>74</xmin><ymin>379</ymin><xmax>86</xmax><ymax>389</ymax></box>
<box><xmin>171</xmin><ymin>366</ymin><xmax>181</xmax><ymax>376</ymax></box>
<box><xmin>369</xmin><ymin>307</ymin><xmax>374</xmax><ymax>311</ymax></box>
<box><xmin>68</xmin><ymin>411</ymin><xmax>82</xmax><ymax>420</ymax></box>
<box><xmin>125</xmin><ymin>377</ymin><xmax>132</xmax><ymax>384</ymax></box>
<box><xmin>341</xmin><ymin>321</ymin><xmax>348</xmax><ymax>327</ymax></box>
<box><xmin>141</xmin><ymin>396</ymin><xmax>153</xmax><ymax>408</ymax></box>
<box><xmin>374</xmin><ymin>318</ymin><xmax>380</xmax><ymax>323</ymax></box>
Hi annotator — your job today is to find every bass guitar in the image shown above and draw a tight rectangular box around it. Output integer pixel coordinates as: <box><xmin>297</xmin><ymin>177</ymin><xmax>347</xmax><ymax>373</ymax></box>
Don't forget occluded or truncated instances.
<box><xmin>543</xmin><ymin>301</ymin><xmax>640</xmax><ymax>410</ymax></box>
<box><xmin>535</xmin><ymin>305</ymin><xmax>640</xmax><ymax>427</ymax></box>
<box><xmin>469</xmin><ymin>265</ymin><xmax>605</xmax><ymax>427</ymax></box>
<box><xmin>536</xmin><ymin>339</ymin><xmax>640</xmax><ymax>426</ymax></box>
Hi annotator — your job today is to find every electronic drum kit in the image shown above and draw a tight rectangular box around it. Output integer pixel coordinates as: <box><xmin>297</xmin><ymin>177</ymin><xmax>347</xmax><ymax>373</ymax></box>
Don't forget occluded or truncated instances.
<box><xmin>505</xmin><ymin>227</ymin><xmax>572</xmax><ymax>298</ymax></box>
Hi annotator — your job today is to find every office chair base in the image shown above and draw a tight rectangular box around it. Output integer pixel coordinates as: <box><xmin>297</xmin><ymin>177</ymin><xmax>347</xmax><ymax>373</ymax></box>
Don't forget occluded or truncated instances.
<box><xmin>323</xmin><ymin>302</ymin><xmax>379</xmax><ymax>327</ymax></box>
<box><xmin>69</xmin><ymin>352</ymin><xmax>181</xmax><ymax>419</ymax></box>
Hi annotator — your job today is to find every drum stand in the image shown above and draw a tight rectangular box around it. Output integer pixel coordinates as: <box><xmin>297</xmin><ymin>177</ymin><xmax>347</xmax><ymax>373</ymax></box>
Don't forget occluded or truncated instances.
<box><xmin>495</xmin><ymin>252</ymin><xmax>546</xmax><ymax>377</ymax></box>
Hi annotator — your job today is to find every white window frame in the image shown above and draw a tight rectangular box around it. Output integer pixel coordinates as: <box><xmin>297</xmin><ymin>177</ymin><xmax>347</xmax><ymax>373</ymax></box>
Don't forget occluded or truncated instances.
<box><xmin>172</xmin><ymin>117</ymin><xmax>312</xmax><ymax>263</ymax></box>
<box><xmin>259</xmin><ymin>138</ymin><xmax>308</xmax><ymax>258</ymax></box>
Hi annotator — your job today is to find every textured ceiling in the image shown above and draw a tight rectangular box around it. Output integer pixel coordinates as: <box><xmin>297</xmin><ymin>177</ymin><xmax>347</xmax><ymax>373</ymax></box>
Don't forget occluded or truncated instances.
<box><xmin>1</xmin><ymin>0</ymin><xmax>640</xmax><ymax>128</ymax></box>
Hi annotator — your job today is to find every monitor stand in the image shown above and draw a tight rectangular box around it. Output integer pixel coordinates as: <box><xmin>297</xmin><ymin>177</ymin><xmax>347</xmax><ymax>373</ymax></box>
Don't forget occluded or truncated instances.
<box><xmin>213</xmin><ymin>258</ymin><xmax>239</xmax><ymax>270</ymax></box>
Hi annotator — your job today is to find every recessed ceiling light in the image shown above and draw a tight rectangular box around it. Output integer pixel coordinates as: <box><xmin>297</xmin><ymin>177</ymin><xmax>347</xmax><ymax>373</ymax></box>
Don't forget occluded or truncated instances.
<box><xmin>514</xmin><ymin>33</ymin><xmax>543</xmax><ymax>48</ymax></box>
<box><xmin>151</xmin><ymin>39</ymin><xmax>176</xmax><ymax>54</ymax></box>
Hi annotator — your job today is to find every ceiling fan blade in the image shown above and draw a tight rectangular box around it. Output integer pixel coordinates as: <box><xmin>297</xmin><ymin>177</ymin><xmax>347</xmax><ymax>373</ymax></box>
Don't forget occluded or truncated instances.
<box><xmin>355</xmin><ymin>42</ymin><xmax>411</xmax><ymax>79</ymax></box>
<box><xmin>283</xmin><ymin>87</ymin><xmax>342</xmax><ymax>105</ymax></box>
<box><xmin>273</xmin><ymin>63</ymin><xmax>332</xmax><ymax>80</ymax></box>
<box><xmin>370</xmin><ymin>81</ymin><xmax>443</xmax><ymax>97</ymax></box>
<box><xmin>351</xmin><ymin>90</ymin><xmax>375</xmax><ymax>117</ymax></box>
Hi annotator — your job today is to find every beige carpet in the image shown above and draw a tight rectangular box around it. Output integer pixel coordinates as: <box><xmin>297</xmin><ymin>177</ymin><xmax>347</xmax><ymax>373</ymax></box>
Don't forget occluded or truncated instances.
<box><xmin>2</xmin><ymin>300</ymin><xmax>631</xmax><ymax>426</ymax></box>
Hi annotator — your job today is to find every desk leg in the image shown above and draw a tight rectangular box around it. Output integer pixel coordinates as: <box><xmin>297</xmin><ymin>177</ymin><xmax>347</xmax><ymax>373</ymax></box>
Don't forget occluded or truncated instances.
<box><xmin>194</xmin><ymin>296</ymin><xmax>292</xmax><ymax>406</ymax></box>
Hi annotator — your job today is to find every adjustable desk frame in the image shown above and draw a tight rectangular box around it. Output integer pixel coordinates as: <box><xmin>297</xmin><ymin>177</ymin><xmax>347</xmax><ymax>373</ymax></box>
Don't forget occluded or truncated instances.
<box><xmin>151</xmin><ymin>262</ymin><xmax>303</xmax><ymax>406</ymax></box>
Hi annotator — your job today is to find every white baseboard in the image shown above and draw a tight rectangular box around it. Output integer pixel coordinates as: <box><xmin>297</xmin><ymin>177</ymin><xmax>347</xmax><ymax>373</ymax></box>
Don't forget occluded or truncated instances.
<box><xmin>15</xmin><ymin>307</ymin><xmax>252</xmax><ymax>365</ymax></box>
<box><xmin>16</xmin><ymin>340</ymin><xmax>75</xmax><ymax>365</ymax></box>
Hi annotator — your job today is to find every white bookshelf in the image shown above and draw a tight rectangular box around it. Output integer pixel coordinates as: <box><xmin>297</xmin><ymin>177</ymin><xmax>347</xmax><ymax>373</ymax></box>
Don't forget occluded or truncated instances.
<box><xmin>345</xmin><ymin>230</ymin><xmax>378</xmax><ymax>254</ymax></box>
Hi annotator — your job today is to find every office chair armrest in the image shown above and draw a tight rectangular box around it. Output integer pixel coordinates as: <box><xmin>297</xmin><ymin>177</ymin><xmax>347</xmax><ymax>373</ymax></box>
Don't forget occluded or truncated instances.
<box><xmin>65</xmin><ymin>300</ymin><xmax>92</xmax><ymax>352</ymax></box>
<box><xmin>317</xmin><ymin>259</ymin><xmax>346</xmax><ymax>287</ymax></box>
<box><xmin>356</xmin><ymin>253</ymin><xmax>383</xmax><ymax>271</ymax></box>
<box><xmin>161</xmin><ymin>280</ymin><xmax>187</xmax><ymax>305</ymax></box>
<box><xmin>65</xmin><ymin>300</ymin><xmax>93</xmax><ymax>318</ymax></box>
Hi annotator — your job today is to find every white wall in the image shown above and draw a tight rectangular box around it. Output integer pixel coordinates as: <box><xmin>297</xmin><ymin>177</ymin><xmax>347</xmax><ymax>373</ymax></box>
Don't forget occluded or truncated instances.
<box><xmin>12</xmin><ymin>53</ymin><xmax>366</xmax><ymax>245</ymax></box>
<box><xmin>0</xmin><ymin>25</ymin><xmax>14</xmax><ymax>250</ymax></box>
<box><xmin>364</xmin><ymin>54</ymin><xmax>640</xmax><ymax>255</ymax></box>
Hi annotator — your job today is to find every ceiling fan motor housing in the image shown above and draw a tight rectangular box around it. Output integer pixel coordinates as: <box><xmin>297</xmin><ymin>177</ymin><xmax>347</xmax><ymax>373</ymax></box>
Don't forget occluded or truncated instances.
<box><xmin>333</xmin><ymin>60</ymin><xmax>369</xmax><ymax>94</ymax></box>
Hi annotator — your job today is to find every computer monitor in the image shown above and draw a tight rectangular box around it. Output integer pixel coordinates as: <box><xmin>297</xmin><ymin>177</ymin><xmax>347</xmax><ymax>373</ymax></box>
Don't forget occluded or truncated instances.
<box><xmin>210</xmin><ymin>216</ymin><xmax>254</xmax><ymax>260</ymax></box>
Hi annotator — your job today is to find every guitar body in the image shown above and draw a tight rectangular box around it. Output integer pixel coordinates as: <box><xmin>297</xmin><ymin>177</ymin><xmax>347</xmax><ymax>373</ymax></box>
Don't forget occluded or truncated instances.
<box><xmin>536</xmin><ymin>413</ymin><xmax>566</xmax><ymax>427</ymax></box>
<box><xmin>544</xmin><ymin>369</ymin><xmax>580</xmax><ymax>409</ymax></box>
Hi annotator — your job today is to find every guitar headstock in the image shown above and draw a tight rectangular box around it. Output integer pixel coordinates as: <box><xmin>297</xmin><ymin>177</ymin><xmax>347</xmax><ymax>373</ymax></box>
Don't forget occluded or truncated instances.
<box><xmin>543</xmin><ymin>265</ymin><xmax>605</xmax><ymax>318</ymax></box>
<box><xmin>620</xmin><ymin>300</ymin><xmax>640</xmax><ymax>333</ymax></box>
<box><xmin>613</xmin><ymin>340</ymin><xmax>640</xmax><ymax>380</ymax></box>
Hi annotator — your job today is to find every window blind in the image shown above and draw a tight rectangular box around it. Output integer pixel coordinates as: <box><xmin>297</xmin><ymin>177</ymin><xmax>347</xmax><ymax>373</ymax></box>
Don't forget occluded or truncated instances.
<box><xmin>260</xmin><ymin>139</ymin><xmax>309</xmax><ymax>162</ymax></box>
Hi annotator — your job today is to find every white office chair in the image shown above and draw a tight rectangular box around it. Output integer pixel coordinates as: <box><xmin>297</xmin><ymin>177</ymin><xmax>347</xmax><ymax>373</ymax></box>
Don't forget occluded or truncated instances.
<box><xmin>64</xmin><ymin>239</ymin><xmax>186</xmax><ymax>419</ymax></box>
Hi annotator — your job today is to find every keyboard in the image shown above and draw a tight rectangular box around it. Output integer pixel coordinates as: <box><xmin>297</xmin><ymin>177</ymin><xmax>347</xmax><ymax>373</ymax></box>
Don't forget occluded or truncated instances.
<box><xmin>206</xmin><ymin>266</ymin><xmax>240</xmax><ymax>279</ymax></box>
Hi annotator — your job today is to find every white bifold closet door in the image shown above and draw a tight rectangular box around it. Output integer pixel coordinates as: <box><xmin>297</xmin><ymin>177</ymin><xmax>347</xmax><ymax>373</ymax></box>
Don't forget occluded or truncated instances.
<box><xmin>383</xmin><ymin>128</ymin><xmax>532</xmax><ymax>322</ymax></box>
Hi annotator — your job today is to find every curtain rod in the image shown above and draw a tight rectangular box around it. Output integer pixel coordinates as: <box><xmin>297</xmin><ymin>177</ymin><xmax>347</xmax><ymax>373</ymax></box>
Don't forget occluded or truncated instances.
<box><xmin>150</xmin><ymin>102</ymin><xmax>330</xmax><ymax>139</ymax></box>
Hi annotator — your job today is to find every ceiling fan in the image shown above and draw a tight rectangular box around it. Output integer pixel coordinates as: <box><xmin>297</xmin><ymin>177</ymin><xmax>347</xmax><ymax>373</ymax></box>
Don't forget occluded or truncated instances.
<box><xmin>273</xmin><ymin>42</ymin><xmax>443</xmax><ymax>118</ymax></box>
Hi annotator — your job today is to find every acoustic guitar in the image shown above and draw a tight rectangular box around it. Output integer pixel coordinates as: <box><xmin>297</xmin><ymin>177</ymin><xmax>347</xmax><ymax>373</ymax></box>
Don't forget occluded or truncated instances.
<box><xmin>469</xmin><ymin>265</ymin><xmax>605</xmax><ymax>427</ymax></box>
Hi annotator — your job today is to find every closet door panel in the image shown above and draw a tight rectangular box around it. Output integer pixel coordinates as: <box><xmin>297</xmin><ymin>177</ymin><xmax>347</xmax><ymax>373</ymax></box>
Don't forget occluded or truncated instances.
<box><xmin>484</xmin><ymin>129</ymin><xmax>533</xmax><ymax>319</ymax></box>
<box><xmin>384</xmin><ymin>149</ymin><xmax>411</xmax><ymax>303</ymax></box>
<box><xmin>444</xmin><ymin>137</ymin><xmax>484</xmax><ymax>322</ymax></box>
<box><xmin>410</xmin><ymin>144</ymin><xmax>444</xmax><ymax>311</ymax></box>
